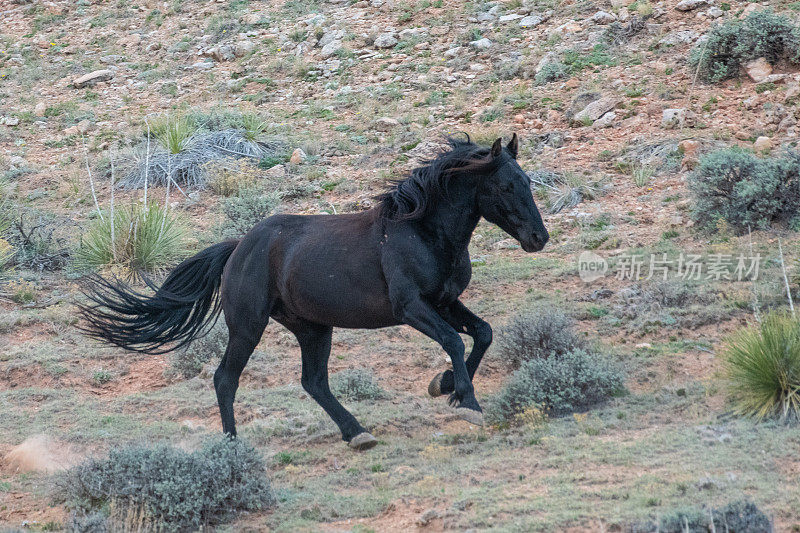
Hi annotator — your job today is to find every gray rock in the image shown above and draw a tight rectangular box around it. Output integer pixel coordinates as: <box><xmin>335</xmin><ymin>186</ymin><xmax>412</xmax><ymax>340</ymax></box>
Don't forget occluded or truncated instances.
<box><xmin>662</xmin><ymin>108</ymin><xmax>697</xmax><ymax>129</ymax></box>
<box><xmin>73</xmin><ymin>69</ymin><xmax>114</xmax><ymax>88</ymax></box>
<box><xmin>675</xmin><ymin>0</ymin><xmax>709</xmax><ymax>11</ymax></box>
<box><xmin>592</xmin><ymin>111</ymin><xmax>617</xmax><ymax>129</ymax></box>
<box><xmin>707</xmin><ymin>6</ymin><xmax>723</xmax><ymax>18</ymax></box>
<box><xmin>373</xmin><ymin>117</ymin><xmax>400</xmax><ymax>131</ymax></box>
<box><xmin>233</xmin><ymin>40</ymin><xmax>254</xmax><ymax>57</ymax></box>
<box><xmin>519</xmin><ymin>14</ymin><xmax>544</xmax><ymax>28</ymax></box>
<box><xmin>469</xmin><ymin>38</ymin><xmax>492</xmax><ymax>50</ymax></box>
<box><xmin>499</xmin><ymin>14</ymin><xmax>523</xmax><ymax>22</ymax></box>
<box><xmin>373</xmin><ymin>32</ymin><xmax>398</xmax><ymax>49</ymax></box>
<box><xmin>318</xmin><ymin>29</ymin><xmax>344</xmax><ymax>48</ymax></box>
<box><xmin>572</xmin><ymin>97</ymin><xmax>621</xmax><ymax>125</ymax></box>
<box><xmin>659</xmin><ymin>30</ymin><xmax>699</xmax><ymax>46</ymax></box>
<box><xmin>320</xmin><ymin>40</ymin><xmax>342</xmax><ymax>59</ymax></box>
<box><xmin>591</xmin><ymin>11</ymin><xmax>617</xmax><ymax>24</ymax></box>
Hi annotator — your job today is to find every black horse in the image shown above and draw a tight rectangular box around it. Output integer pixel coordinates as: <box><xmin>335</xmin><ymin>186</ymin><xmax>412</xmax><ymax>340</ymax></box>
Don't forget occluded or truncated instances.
<box><xmin>80</xmin><ymin>134</ymin><xmax>549</xmax><ymax>450</ymax></box>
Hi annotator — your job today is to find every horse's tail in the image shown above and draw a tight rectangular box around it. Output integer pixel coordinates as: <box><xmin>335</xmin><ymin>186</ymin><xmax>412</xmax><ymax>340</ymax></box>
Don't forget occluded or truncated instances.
<box><xmin>78</xmin><ymin>240</ymin><xmax>240</xmax><ymax>354</ymax></box>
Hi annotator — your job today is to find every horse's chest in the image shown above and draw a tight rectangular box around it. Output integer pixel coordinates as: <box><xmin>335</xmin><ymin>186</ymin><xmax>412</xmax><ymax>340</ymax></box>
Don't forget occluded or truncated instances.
<box><xmin>431</xmin><ymin>264</ymin><xmax>471</xmax><ymax>305</ymax></box>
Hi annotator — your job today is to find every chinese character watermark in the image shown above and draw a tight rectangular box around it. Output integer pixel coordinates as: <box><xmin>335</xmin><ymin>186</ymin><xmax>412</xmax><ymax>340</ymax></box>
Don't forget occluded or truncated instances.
<box><xmin>577</xmin><ymin>252</ymin><xmax>762</xmax><ymax>283</ymax></box>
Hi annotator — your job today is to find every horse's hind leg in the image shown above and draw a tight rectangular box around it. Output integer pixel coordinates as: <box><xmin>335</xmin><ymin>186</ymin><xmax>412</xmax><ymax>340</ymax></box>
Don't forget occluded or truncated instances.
<box><xmin>289</xmin><ymin>321</ymin><xmax>377</xmax><ymax>450</ymax></box>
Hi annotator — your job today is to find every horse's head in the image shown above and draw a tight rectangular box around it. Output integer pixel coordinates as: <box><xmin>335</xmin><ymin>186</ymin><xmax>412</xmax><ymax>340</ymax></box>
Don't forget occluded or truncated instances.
<box><xmin>476</xmin><ymin>134</ymin><xmax>549</xmax><ymax>252</ymax></box>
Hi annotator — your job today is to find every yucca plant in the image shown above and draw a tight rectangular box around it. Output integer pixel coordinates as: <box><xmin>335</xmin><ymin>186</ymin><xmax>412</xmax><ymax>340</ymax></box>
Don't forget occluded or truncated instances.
<box><xmin>0</xmin><ymin>238</ymin><xmax>14</xmax><ymax>275</ymax></box>
<box><xmin>240</xmin><ymin>113</ymin><xmax>269</xmax><ymax>142</ymax></box>
<box><xmin>148</xmin><ymin>114</ymin><xmax>196</xmax><ymax>154</ymax></box>
<box><xmin>76</xmin><ymin>202</ymin><xmax>186</xmax><ymax>275</ymax></box>
<box><xmin>723</xmin><ymin>312</ymin><xmax>800</xmax><ymax>421</ymax></box>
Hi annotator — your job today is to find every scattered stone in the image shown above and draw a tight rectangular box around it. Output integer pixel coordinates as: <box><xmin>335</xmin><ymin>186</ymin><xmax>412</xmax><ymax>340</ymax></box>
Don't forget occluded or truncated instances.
<box><xmin>678</xmin><ymin>139</ymin><xmax>700</xmax><ymax>160</ymax></box>
<box><xmin>469</xmin><ymin>38</ymin><xmax>492</xmax><ymax>50</ymax></box>
<box><xmin>444</xmin><ymin>47</ymin><xmax>462</xmax><ymax>58</ymax></box>
<box><xmin>264</xmin><ymin>164</ymin><xmax>286</xmax><ymax>178</ymax></box>
<box><xmin>1</xmin><ymin>116</ymin><xmax>20</xmax><ymax>126</ymax></box>
<box><xmin>99</xmin><ymin>54</ymin><xmax>124</xmax><ymax>64</ymax></box>
<box><xmin>34</xmin><ymin>102</ymin><xmax>47</xmax><ymax>117</ymax></box>
<box><xmin>662</xmin><ymin>108</ymin><xmax>697</xmax><ymax>129</ymax></box>
<box><xmin>233</xmin><ymin>40</ymin><xmax>254</xmax><ymax>57</ymax></box>
<box><xmin>417</xmin><ymin>509</ymin><xmax>440</xmax><ymax>526</ymax></box>
<box><xmin>373</xmin><ymin>117</ymin><xmax>400</xmax><ymax>131</ymax></box>
<box><xmin>659</xmin><ymin>30</ymin><xmax>699</xmax><ymax>46</ymax></box>
<box><xmin>707</xmin><ymin>6</ymin><xmax>723</xmax><ymax>18</ymax></box>
<box><xmin>373</xmin><ymin>32</ymin><xmax>398</xmax><ymax>49</ymax></box>
<box><xmin>592</xmin><ymin>111</ymin><xmax>616</xmax><ymax>129</ymax></box>
<box><xmin>191</xmin><ymin>61</ymin><xmax>215</xmax><ymax>70</ymax></box>
<box><xmin>289</xmin><ymin>148</ymin><xmax>307</xmax><ymax>165</ymax></box>
<box><xmin>320</xmin><ymin>40</ymin><xmax>343</xmax><ymax>59</ymax></box>
<box><xmin>73</xmin><ymin>69</ymin><xmax>113</xmax><ymax>88</ymax></box>
<box><xmin>675</xmin><ymin>0</ymin><xmax>709</xmax><ymax>11</ymax></box>
<box><xmin>205</xmin><ymin>44</ymin><xmax>235</xmax><ymax>62</ymax></box>
<box><xmin>744</xmin><ymin>57</ymin><xmax>773</xmax><ymax>83</ymax></box>
<box><xmin>786</xmin><ymin>83</ymin><xmax>800</xmax><ymax>102</ymax></box>
<box><xmin>519</xmin><ymin>14</ymin><xmax>545</xmax><ymax>28</ymax></box>
<box><xmin>753</xmin><ymin>136</ymin><xmax>772</xmax><ymax>152</ymax></box>
<box><xmin>571</xmin><ymin>97</ymin><xmax>621</xmax><ymax>126</ymax></box>
<box><xmin>591</xmin><ymin>11</ymin><xmax>617</xmax><ymax>24</ymax></box>
<box><xmin>76</xmin><ymin>119</ymin><xmax>92</xmax><ymax>134</ymax></box>
<box><xmin>499</xmin><ymin>14</ymin><xmax>523</xmax><ymax>22</ymax></box>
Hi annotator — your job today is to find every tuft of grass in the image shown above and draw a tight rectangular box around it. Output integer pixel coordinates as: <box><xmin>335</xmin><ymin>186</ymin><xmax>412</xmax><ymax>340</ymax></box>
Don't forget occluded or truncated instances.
<box><xmin>57</xmin><ymin>436</ymin><xmax>275</xmax><ymax>531</ymax></box>
<box><xmin>76</xmin><ymin>202</ymin><xmax>187</xmax><ymax>275</ymax></box>
<box><xmin>531</xmin><ymin>171</ymin><xmax>606</xmax><ymax>214</ymax></box>
<box><xmin>723</xmin><ymin>312</ymin><xmax>800</xmax><ymax>421</ymax></box>
<box><xmin>632</xmin><ymin>164</ymin><xmax>655</xmax><ymax>187</ymax></box>
<box><xmin>330</xmin><ymin>368</ymin><xmax>384</xmax><ymax>402</ymax></box>
<box><xmin>217</xmin><ymin>186</ymin><xmax>281</xmax><ymax>239</ymax></box>
<box><xmin>0</xmin><ymin>238</ymin><xmax>13</xmax><ymax>276</ymax></box>
<box><xmin>241</xmin><ymin>113</ymin><xmax>269</xmax><ymax>142</ymax></box>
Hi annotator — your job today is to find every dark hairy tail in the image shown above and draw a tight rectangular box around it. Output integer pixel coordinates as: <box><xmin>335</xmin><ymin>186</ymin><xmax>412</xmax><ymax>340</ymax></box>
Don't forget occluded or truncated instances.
<box><xmin>78</xmin><ymin>240</ymin><xmax>239</xmax><ymax>354</ymax></box>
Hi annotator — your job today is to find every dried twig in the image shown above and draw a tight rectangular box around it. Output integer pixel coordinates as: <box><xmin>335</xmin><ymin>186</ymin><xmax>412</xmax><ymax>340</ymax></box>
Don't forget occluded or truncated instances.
<box><xmin>82</xmin><ymin>135</ymin><xmax>103</xmax><ymax>222</ymax></box>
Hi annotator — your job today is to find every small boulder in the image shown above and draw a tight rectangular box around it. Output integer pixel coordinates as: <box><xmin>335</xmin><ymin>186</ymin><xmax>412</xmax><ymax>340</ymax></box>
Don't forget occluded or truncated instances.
<box><xmin>373</xmin><ymin>32</ymin><xmax>398</xmax><ymax>49</ymax></box>
<box><xmin>571</xmin><ymin>97</ymin><xmax>621</xmax><ymax>126</ymax></box>
<box><xmin>592</xmin><ymin>111</ymin><xmax>616</xmax><ymax>129</ymax></box>
<box><xmin>289</xmin><ymin>148</ymin><xmax>307</xmax><ymax>165</ymax></box>
<box><xmin>518</xmin><ymin>14</ymin><xmax>545</xmax><ymax>28</ymax></box>
<box><xmin>233</xmin><ymin>40</ymin><xmax>255</xmax><ymax>57</ymax></box>
<box><xmin>264</xmin><ymin>164</ymin><xmax>286</xmax><ymax>178</ymax></box>
<box><xmin>34</xmin><ymin>102</ymin><xmax>47</xmax><ymax>117</ymax></box>
<box><xmin>73</xmin><ymin>69</ymin><xmax>113</xmax><ymax>88</ymax></box>
<box><xmin>662</xmin><ymin>108</ymin><xmax>696</xmax><ymax>129</ymax></box>
<box><xmin>744</xmin><ymin>57</ymin><xmax>773</xmax><ymax>83</ymax></box>
<box><xmin>320</xmin><ymin>40</ymin><xmax>342</xmax><ymax>59</ymax></box>
<box><xmin>591</xmin><ymin>11</ymin><xmax>617</xmax><ymax>24</ymax></box>
<box><xmin>373</xmin><ymin>117</ymin><xmax>400</xmax><ymax>131</ymax></box>
<box><xmin>675</xmin><ymin>0</ymin><xmax>708</xmax><ymax>11</ymax></box>
<box><xmin>469</xmin><ymin>38</ymin><xmax>492</xmax><ymax>50</ymax></box>
<box><xmin>753</xmin><ymin>136</ymin><xmax>772</xmax><ymax>152</ymax></box>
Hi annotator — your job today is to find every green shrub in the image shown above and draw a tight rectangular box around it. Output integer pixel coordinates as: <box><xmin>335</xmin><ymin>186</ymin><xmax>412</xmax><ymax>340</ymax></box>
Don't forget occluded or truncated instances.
<box><xmin>723</xmin><ymin>312</ymin><xmax>800</xmax><ymax>421</ymax></box>
<box><xmin>76</xmin><ymin>202</ymin><xmax>187</xmax><ymax>275</ymax></box>
<box><xmin>632</xmin><ymin>500</ymin><xmax>771</xmax><ymax>533</ymax></box>
<box><xmin>330</xmin><ymin>368</ymin><xmax>384</xmax><ymax>402</ymax></box>
<box><xmin>485</xmin><ymin>349</ymin><xmax>624</xmax><ymax>425</ymax></box>
<box><xmin>689</xmin><ymin>9</ymin><xmax>800</xmax><ymax>83</ymax></box>
<box><xmin>217</xmin><ymin>186</ymin><xmax>281</xmax><ymax>239</ymax></box>
<box><xmin>58</xmin><ymin>436</ymin><xmax>275</xmax><ymax>532</ymax></box>
<box><xmin>534</xmin><ymin>61</ymin><xmax>568</xmax><ymax>85</ymax></box>
<box><xmin>148</xmin><ymin>114</ymin><xmax>197</xmax><ymax>154</ymax></box>
<box><xmin>688</xmin><ymin>147</ymin><xmax>800</xmax><ymax>233</ymax></box>
<box><xmin>169</xmin><ymin>321</ymin><xmax>228</xmax><ymax>379</ymax></box>
<box><xmin>498</xmin><ymin>307</ymin><xmax>587</xmax><ymax>368</ymax></box>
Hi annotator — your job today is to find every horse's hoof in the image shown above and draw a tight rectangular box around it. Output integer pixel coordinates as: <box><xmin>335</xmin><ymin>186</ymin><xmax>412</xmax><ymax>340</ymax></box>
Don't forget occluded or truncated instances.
<box><xmin>348</xmin><ymin>432</ymin><xmax>378</xmax><ymax>450</ymax></box>
<box><xmin>453</xmin><ymin>407</ymin><xmax>484</xmax><ymax>426</ymax></box>
<box><xmin>428</xmin><ymin>372</ymin><xmax>445</xmax><ymax>397</ymax></box>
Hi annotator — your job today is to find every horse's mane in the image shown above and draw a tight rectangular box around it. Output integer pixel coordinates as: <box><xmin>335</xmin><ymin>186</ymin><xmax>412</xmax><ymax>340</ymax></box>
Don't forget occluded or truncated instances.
<box><xmin>377</xmin><ymin>134</ymin><xmax>499</xmax><ymax>221</ymax></box>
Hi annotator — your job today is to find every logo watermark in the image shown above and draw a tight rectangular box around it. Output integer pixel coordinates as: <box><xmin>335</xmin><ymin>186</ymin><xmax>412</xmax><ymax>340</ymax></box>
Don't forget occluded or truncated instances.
<box><xmin>577</xmin><ymin>252</ymin><xmax>762</xmax><ymax>282</ymax></box>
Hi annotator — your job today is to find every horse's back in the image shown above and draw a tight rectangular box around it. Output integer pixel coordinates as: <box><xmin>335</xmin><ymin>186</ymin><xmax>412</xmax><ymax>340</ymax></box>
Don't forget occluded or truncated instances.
<box><xmin>226</xmin><ymin>209</ymin><xmax>399</xmax><ymax>329</ymax></box>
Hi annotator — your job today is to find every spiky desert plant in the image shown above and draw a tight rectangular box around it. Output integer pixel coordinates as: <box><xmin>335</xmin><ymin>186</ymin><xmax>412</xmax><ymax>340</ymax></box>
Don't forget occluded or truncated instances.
<box><xmin>149</xmin><ymin>114</ymin><xmax>196</xmax><ymax>154</ymax></box>
<box><xmin>723</xmin><ymin>312</ymin><xmax>800</xmax><ymax>421</ymax></box>
<box><xmin>76</xmin><ymin>201</ymin><xmax>186</xmax><ymax>275</ymax></box>
<box><xmin>241</xmin><ymin>113</ymin><xmax>269</xmax><ymax>142</ymax></box>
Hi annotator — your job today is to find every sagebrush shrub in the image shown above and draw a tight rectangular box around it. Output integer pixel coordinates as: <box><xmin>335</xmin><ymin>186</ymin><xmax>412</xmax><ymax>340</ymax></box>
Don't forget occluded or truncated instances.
<box><xmin>724</xmin><ymin>312</ymin><xmax>800</xmax><ymax>421</ymax></box>
<box><xmin>688</xmin><ymin>147</ymin><xmax>800</xmax><ymax>233</ymax></box>
<box><xmin>498</xmin><ymin>307</ymin><xmax>587</xmax><ymax>368</ymax></box>
<box><xmin>485</xmin><ymin>349</ymin><xmax>624</xmax><ymax>425</ymax></box>
<box><xmin>330</xmin><ymin>368</ymin><xmax>384</xmax><ymax>401</ymax></box>
<box><xmin>632</xmin><ymin>500</ymin><xmax>771</xmax><ymax>533</ymax></box>
<box><xmin>76</xmin><ymin>202</ymin><xmax>186</xmax><ymax>275</ymax></box>
<box><xmin>690</xmin><ymin>9</ymin><xmax>800</xmax><ymax>83</ymax></box>
<box><xmin>534</xmin><ymin>61</ymin><xmax>568</xmax><ymax>85</ymax></box>
<box><xmin>169</xmin><ymin>321</ymin><xmax>228</xmax><ymax>379</ymax></box>
<box><xmin>58</xmin><ymin>436</ymin><xmax>275</xmax><ymax>531</ymax></box>
<box><xmin>217</xmin><ymin>186</ymin><xmax>281</xmax><ymax>239</ymax></box>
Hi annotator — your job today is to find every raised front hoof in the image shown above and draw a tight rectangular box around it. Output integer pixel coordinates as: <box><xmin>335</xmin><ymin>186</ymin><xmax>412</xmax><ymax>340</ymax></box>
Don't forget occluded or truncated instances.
<box><xmin>348</xmin><ymin>432</ymin><xmax>378</xmax><ymax>451</ymax></box>
<box><xmin>428</xmin><ymin>372</ymin><xmax>446</xmax><ymax>398</ymax></box>
<box><xmin>452</xmin><ymin>407</ymin><xmax>485</xmax><ymax>426</ymax></box>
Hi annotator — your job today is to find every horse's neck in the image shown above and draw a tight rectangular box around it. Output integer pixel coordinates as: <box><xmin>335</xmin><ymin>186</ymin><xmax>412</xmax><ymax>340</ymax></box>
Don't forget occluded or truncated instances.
<box><xmin>420</xmin><ymin>188</ymin><xmax>481</xmax><ymax>257</ymax></box>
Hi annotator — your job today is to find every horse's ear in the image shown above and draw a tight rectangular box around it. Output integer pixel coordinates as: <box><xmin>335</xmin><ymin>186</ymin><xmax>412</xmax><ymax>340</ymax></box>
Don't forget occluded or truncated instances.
<box><xmin>506</xmin><ymin>133</ymin><xmax>518</xmax><ymax>159</ymax></box>
<box><xmin>491</xmin><ymin>138</ymin><xmax>502</xmax><ymax>158</ymax></box>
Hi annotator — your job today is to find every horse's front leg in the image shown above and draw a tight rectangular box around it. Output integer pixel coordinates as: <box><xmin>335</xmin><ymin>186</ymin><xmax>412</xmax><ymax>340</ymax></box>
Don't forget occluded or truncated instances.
<box><xmin>428</xmin><ymin>300</ymin><xmax>492</xmax><ymax>399</ymax></box>
<box><xmin>390</xmin><ymin>292</ymin><xmax>483</xmax><ymax>424</ymax></box>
